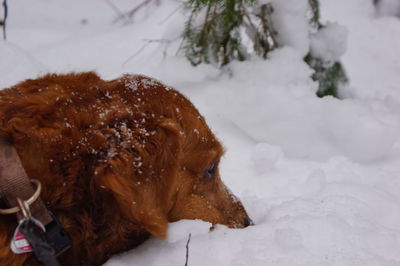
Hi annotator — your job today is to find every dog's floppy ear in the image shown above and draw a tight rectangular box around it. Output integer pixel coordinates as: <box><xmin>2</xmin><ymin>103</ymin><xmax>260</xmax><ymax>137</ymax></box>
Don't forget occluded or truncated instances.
<box><xmin>94</xmin><ymin>156</ymin><xmax>169</xmax><ymax>239</ymax></box>
<box><xmin>93</xmin><ymin>118</ymin><xmax>183</xmax><ymax>239</ymax></box>
<box><xmin>157</xmin><ymin>118</ymin><xmax>184</xmax><ymax>163</ymax></box>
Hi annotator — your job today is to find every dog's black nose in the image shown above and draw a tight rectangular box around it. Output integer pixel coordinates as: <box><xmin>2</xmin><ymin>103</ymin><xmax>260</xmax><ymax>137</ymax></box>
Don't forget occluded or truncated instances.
<box><xmin>243</xmin><ymin>217</ymin><xmax>254</xmax><ymax>227</ymax></box>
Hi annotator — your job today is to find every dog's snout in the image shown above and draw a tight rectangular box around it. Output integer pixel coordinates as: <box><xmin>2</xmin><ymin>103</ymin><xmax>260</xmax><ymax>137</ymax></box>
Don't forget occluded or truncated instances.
<box><xmin>243</xmin><ymin>216</ymin><xmax>254</xmax><ymax>227</ymax></box>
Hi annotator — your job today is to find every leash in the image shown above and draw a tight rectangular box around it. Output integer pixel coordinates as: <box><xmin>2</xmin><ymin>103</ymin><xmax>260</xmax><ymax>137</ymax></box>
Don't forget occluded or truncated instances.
<box><xmin>0</xmin><ymin>136</ymin><xmax>71</xmax><ymax>265</ymax></box>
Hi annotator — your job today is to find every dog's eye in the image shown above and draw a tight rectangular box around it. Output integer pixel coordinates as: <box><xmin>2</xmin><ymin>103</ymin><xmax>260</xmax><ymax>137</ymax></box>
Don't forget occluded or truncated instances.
<box><xmin>204</xmin><ymin>163</ymin><xmax>217</xmax><ymax>180</ymax></box>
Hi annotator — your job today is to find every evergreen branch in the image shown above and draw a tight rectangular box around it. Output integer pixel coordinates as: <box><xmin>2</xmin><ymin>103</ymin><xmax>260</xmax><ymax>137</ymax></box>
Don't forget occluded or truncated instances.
<box><xmin>181</xmin><ymin>0</ymin><xmax>277</xmax><ymax>67</ymax></box>
<box><xmin>197</xmin><ymin>2</ymin><xmax>213</xmax><ymax>55</ymax></box>
<box><xmin>308</xmin><ymin>0</ymin><xmax>322</xmax><ymax>29</ymax></box>
<box><xmin>257</xmin><ymin>4</ymin><xmax>277</xmax><ymax>56</ymax></box>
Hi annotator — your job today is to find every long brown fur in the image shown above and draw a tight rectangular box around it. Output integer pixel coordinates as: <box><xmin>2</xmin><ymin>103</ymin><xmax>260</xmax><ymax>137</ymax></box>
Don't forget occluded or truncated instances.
<box><xmin>0</xmin><ymin>72</ymin><xmax>251</xmax><ymax>265</ymax></box>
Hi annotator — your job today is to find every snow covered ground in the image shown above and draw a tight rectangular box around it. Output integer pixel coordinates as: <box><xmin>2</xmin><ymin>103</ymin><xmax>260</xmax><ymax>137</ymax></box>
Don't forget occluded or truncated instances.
<box><xmin>2</xmin><ymin>0</ymin><xmax>400</xmax><ymax>265</ymax></box>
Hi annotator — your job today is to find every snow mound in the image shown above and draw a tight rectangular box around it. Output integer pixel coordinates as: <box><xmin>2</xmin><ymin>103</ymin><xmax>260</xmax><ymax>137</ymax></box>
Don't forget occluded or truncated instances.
<box><xmin>320</xmin><ymin>0</ymin><xmax>400</xmax><ymax>100</ymax></box>
<box><xmin>271</xmin><ymin>0</ymin><xmax>310</xmax><ymax>56</ymax></box>
<box><xmin>220</xmin><ymin>48</ymin><xmax>400</xmax><ymax>162</ymax></box>
<box><xmin>167</xmin><ymin>220</ymin><xmax>212</xmax><ymax>243</ymax></box>
<box><xmin>251</xmin><ymin>142</ymin><xmax>283</xmax><ymax>174</ymax></box>
<box><xmin>302</xmin><ymin>168</ymin><xmax>327</xmax><ymax>196</ymax></box>
<box><xmin>274</xmin><ymin>227</ymin><xmax>303</xmax><ymax>250</ymax></box>
<box><xmin>310</xmin><ymin>22</ymin><xmax>348</xmax><ymax>63</ymax></box>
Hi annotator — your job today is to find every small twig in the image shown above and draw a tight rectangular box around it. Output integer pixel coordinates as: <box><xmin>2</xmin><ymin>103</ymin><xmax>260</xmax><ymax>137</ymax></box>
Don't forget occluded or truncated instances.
<box><xmin>104</xmin><ymin>0</ymin><xmax>130</xmax><ymax>24</ymax></box>
<box><xmin>112</xmin><ymin>0</ymin><xmax>153</xmax><ymax>24</ymax></box>
<box><xmin>126</xmin><ymin>0</ymin><xmax>152</xmax><ymax>18</ymax></box>
<box><xmin>122</xmin><ymin>38</ymin><xmax>174</xmax><ymax>67</ymax></box>
<box><xmin>184</xmin><ymin>233</ymin><xmax>191</xmax><ymax>266</ymax></box>
<box><xmin>158</xmin><ymin>3</ymin><xmax>183</xmax><ymax>25</ymax></box>
<box><xmin>122</xmin><ymin>42</ymin><xmax>148</xmax><ymax>67</ymax></box>
<box><xmin>1</xmin><ymin>0</ymin><xmax>8</xmax><ymax>40</ymax></box>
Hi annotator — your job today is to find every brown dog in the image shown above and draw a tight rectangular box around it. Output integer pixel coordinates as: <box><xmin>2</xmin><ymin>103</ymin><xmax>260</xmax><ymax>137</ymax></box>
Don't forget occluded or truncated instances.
<box><xmin>0</xmin><ymin>72</ymin><xmax>251</xmax><ymax>265</ymax></box>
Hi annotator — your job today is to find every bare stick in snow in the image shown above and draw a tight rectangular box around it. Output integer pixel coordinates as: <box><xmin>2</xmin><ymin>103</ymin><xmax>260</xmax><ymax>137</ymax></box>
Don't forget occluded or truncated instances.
<box><xmin>112</xmin><ymin>0</ymin><xmax>153</xmax><ymax>24</ymax></box>
<box><xmin>158</xmin><ymin>3</ymin><xmax>183</xmax><ymax>25</ymax></box>
<box><xmin>122</xmin><ymin>38</ymin><xmax>174</xmax><ymax>67</ymax></box>
<box><xmin>185</xmin><ymin>233</ymin><xmax>192</xmax><ymax>266</ymax></box>
<box><xmin>104</xmin><ymin>0</ymin><xmax>130</xmax><ymax>24</ymax></box>
<box><xmin>1</xmin><ymin>0</ymin><xmax>7</xmax><ymax>40</ymax></box>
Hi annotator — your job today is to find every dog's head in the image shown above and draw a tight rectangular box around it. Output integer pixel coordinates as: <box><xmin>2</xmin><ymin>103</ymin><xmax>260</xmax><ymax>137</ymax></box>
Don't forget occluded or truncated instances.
<box><xmin>93</xmin><ymin>76</ymin><xmax>251</xmax><ymax>239</ymax></box>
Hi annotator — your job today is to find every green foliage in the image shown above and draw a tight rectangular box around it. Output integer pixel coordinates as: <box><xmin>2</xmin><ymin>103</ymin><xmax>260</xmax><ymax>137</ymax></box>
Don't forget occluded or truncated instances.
<box><xmin>308</xmin><ymin>0</ymin><xmax>322</xmax><ymax>29</ymax></box>
<box><xmin>182</xmin><ymin>0</ymin><xmax>348</xmax><ymax>99</ymax></box>
<box><xmin>304</xmin><ymin>1</ymin><xmax>348</xmax><ymax>98</ymax></box>
<box><xmin>182</xmin><ymin>0</ymin><xmax>276</xmax><ymax>67</ymax></box>
<box><xmin>305</xmin><ymin>54</ymin><xmax>348</xmax><ymax>98</ymax></box>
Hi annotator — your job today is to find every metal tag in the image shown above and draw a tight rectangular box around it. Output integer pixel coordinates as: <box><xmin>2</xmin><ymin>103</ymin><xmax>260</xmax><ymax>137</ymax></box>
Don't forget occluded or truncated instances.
<box><xmin>10</xmin><ymin>218</ymin><xmax>45</xmax><ymax>254</ymax></box>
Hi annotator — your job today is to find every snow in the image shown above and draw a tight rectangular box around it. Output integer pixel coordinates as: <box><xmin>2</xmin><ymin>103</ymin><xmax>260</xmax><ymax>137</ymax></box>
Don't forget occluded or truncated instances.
<box><xmin>0</xmin><ymin>42</ymin><xmax>46</xmax><ymax>89</ymax></box>
<box><xmin>270</xmin><ymin>0</ymin><xmax>311</xmax><ymax>56</ymax></box>
<box><xmin>274</xmin><ymin>227</ymin><xmax>303</xmax><ymax>250</ymax></box>
<box><xmin>2</xmin><ymin>0</ymin><xmax>400</xmax><ymax>265</ymax></box>
<box><xmin>310</xmin><ymin>22</ymin><xmax>348</xmax><ymax>63</ymax></box>
<box><xmin>251</xmin><ymin>143</ymin><xmax>283</xmax><ymax>174</ymax></box>
<box><xmin>376</xmin><ymin>0</ymin><xmax>400</xmax><ymax>17</ymax></box>
<box><xmin>320</xmin><ymin>0</ymin><xmax>400</xmax><ymax>100</ymax></box>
